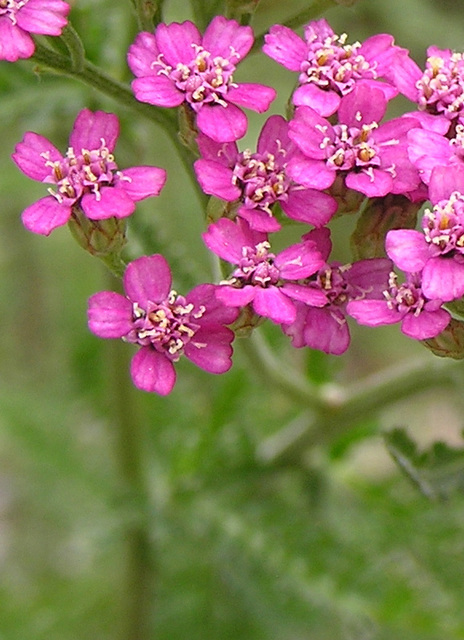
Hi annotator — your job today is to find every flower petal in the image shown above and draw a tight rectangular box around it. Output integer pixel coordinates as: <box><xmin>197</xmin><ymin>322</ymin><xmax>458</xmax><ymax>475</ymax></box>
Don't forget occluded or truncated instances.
<box><xmin>123</xmin><ymin>255</ymin><xmax>172</xmax><ymax>306</ymax></box>
<box><xmin>263</xmin><ymin>25</ymin><xmax>307</xmax><ymax>72</ymax></box>
<box><xmin>117</xmin><ymin>166</ymin><xmax>167</xmax><ymax>201</ymax></box>
<box><xmin>70</xmin><ymin>109</ymin><xmax>120</xmax><ymax>152</ymax></box>
<box><xmin>16</xmin><ymin>0</ymin><xmax>69</xmax><ymax>36</ymax></box>
<box><xmin>21</xmin><ymin>196</ymin><xmax>71</xmax><ymax>235</ymax></box>
<box><xmin>131</xmin><ymin>347</ymin><xmax>176</xmax><ymax>395</ymax></box>
<box><xmin>385</xmin><ymin>229</ymin><xmax>429</xmax><ymax>272</ymax></box>
<box><xmin>196</xmin><ymin>103</ymin><xmax>248</xmax><ymax>142</ymax></box>
<box><xmin>401</xmin><ymin>308</ymin><xmax>450</xmax><ymax>340</ymax></box>
<box><xmin>203</xmin><ymin>16</ymin><xmax>253</xmax><ymax>60</ymax></box>
<box><xmin>227</xmin><ymin>83</ymin><xmax>276</xmax><ymax>113</ymax></box>
<box><xmin>253</xmin><ymin>286</ymin><xmax>296</xmax><ymax>324</ymax></box>
<box><xmin>184</xmin><ymin>325</ymin><xmax>235</xmax><ymax>373</ymax></box>
<box><xmin>282</xmin><ymin>188</ymin><xmax>337</xmax><ymax>226</ymax></box>
<box><xmin>81</xmin><ymin>187</ymin><xmax>135</xmax><ymax>220</ymax></box>
<box><xmin>194</xmin><ymin>159</ymin><xmax>239</xmax><ymax>201</ymax></box>
<box><xmin>422</xmin><ymin>256</ymin><xmax>464</xmax><ymax>302</ymax></box>
<box><xmin>87</xmin><ymin>291</ymin><xmax>133</xmax><ymax>338</ymax></box>
<box><xmin>155</xmin><ymin>21</ymin><xmax>201</xmax><ymax>66</ymax></box>
<box><xmin>132</xmin><ymin>75</ymin><xmax>185</xmax><ymax>108</ymax></box>
<box><xmin>12</xmin><ymin>132</ymin><xmax>62</xmax><ymax>181</ymax></box>
<box><xmin>0</xmin><ymin>18</ymin><xmax>34</xmax><ymax>61</ymax></box>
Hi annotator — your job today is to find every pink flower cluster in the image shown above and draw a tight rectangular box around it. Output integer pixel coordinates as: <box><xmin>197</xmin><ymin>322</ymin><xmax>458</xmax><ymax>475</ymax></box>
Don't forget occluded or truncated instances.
<box><xmin>11</xmin><ymin>12</ymin><xmax>464</xmax><ymax>393</ymax></box>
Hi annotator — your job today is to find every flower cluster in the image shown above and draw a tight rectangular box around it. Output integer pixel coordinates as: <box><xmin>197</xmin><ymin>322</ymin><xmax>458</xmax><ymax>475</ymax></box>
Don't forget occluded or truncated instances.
<box><xmin>10</xmin><ymin>11</ymin><xmax>464</xmax><ymax>394</ymax></box>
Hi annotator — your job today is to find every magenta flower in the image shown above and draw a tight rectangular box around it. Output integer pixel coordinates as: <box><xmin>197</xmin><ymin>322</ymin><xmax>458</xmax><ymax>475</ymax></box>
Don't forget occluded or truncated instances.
<box><xmin>88</xmin><ymin>255</ymin><xmax>238</xmax><ymax>395</ymax></box>
<box><xmin>263</xmin><ymin>18</ymin><xmax>401</xmax><ymax>117</ymax></box>
<box><xmin>203</xmin><ymin>218</ymin><xmax>326</xmax><ymax>325</ymax></box>
<box><xmin>282</xmin><ymin>228</ymin><xmax>393</xmax><ymax>354</ymax></box>
<box><xmin>391</xmin><ymin>45</ymin><xmax>464</xmax><ymax>125</ymax></box>
<box><xmin>12</xmin><ymin>109</ymin><xmax>167</xmax><ymax>236</ymax></box>
<box><xmin>287</xmin><ymin>84</ymin><xmax>421</xmax><ymax>198</ymax></box>
<box><xmin>347</xmin><ymin>271</ymin><xmax>450</xmax><ymax>341</ymax></box>
<box><xmin>194</xmin><ymin>115</ymin><xmax>338</xmax><ymax>232</ymax></box>
<box><xmin>0</xmin><ymin>0</ymin><xmax>70</xmax><ymax>62</ymax></box>
<box><xmin>385</xmin><ymin>165</ymin><xmax>464</xmax><ymax>303</ymax></box>
<box><xmin>127</xmin><ymin>15</ymin><xmax>276</xmax><ymax>142</ymax></box>
<box><xmin>408</xmin><ymin>123</ymin><xmax>464</xmax><ymax>185</ymax></box>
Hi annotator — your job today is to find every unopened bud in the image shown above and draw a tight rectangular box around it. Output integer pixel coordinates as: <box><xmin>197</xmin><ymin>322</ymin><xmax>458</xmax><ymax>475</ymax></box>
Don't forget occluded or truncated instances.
<box><xmin>68</xmin><ymin>206</ymin><xmax>127</xmax><ymax>257</ymax></box>
<box><xmin>351</xmin><ymin>194</ymin><xmax>421</xmax><ymax>260</ymax></box>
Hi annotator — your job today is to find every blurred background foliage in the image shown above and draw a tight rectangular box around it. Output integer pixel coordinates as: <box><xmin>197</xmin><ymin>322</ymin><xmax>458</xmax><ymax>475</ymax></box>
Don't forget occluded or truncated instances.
<box><xmin>1</xmin><ymin>0</ymin><xmax>464</xmax><ymax>638</ymax></box>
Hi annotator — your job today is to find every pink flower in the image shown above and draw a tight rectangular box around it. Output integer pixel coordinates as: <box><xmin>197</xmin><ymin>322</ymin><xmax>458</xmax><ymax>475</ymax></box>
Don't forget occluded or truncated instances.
<box><xmin>202</xmin><ymin>218</ymin><xmax>326</xmax><ymax>324</ymax></box>
<box><xmin>194</xmin><ymin>115</ymin><xmax>338</xmax><ymax>232</ymax></box>
<box><xmin>12</xmin><ymin>109</ymin><xmax>167</xmax><ymax>235</ymax></box>
<box><xmin>88</xmin><ymin>255</ymin><xmax>238</xmax><ymax>395</ymax></box>
<box><xmin>282</xmin><ymin>228</ymin><xmax>393</xmax><ymax>354</ymax></box>
<box><xmin>408</xmin><ymin>123</ymin><xmax>464</xmax><ymax>185</ymax></box>
<box><xmin>390</xmin><ymin>45</ymin><xmax>464</xmax><ymax>125</ymax></box>
<box><xmin>263</xmin><ymin>19</ymin><xmax>401</xmax><ymax>117</ymax></box>
<box><xmin>287</xmin><ymin>84</ymin><xmax>421</xmax><ymax>198</ymax></box>
<box><xmin>127</xmin><ymin>15</ymin><xmax>276</xmax><ymax>142</ymax></box>
<box><xmin>347</xmin><ymin>271</ymin><xmax>450</xmax><ymax>341</ymax></box>
<box><xmin>0</xmin><ymin>0</ymin><xmax>70</xmax><ymax>62</ymax></box>
<box><xmin>385</xmin><ymin>165</ymin><xmax>464</xmax><ymax>303</ymax></box>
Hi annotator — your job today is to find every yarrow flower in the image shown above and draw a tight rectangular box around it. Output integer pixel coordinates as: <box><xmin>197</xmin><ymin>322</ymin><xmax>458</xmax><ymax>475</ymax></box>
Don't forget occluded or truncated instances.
<box><xmin>127</xmin><ymin>15</ymin><xmax>276</xmax><ymax>142</ymax></box>
<box><xmin>385</xmin><ymin>165</ymin><xmax>464</xmax><ymax>303</ymax></box>
<box><xmin>0</xmin><ymin>0</ymin><xmax>70</xmax><ymax>62</ymax></box>
<box><xmin>88</xmin><ymin>255</ymin><xmax>238</xmax><ymax>395</ymax></box>
<box><xmin>12</xmin><ymin>109</ymin><xmax>167</xmax><ymax>235</ymax></box>
<box><xmin>347</xmin><ymin>270</ymin><xmax>450</xmax><ymax>340</ymax></box>
<box><xmin>203</xmin><ymin>218</ymin><xmax>326</xmax><ymax>325</ymax></box>
<box><xmin>263</xmin><ymin>18</ymin><xmax>401</xmax><ymax>117</ymax></box>
<box><xmin>194</xmin><ymin>115</ymin><xmax>338</xmax><ymax>232</ymax></box>
<box><xmin>287</xmin><ymin>84</ymin><xmax>421</xmax><ymax>198</ymax></box>
<box><xmin>282</xmin><ymin>229</ymin><xmax>393</xmax><ymax>354</ymax></box>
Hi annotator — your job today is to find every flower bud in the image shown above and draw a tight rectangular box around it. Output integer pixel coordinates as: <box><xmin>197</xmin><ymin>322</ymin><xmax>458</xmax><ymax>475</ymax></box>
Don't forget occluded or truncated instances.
<box><xmin>68</xmin><ymin>206</ymin><xmax>127</xmax><ymax>257</ymax></box>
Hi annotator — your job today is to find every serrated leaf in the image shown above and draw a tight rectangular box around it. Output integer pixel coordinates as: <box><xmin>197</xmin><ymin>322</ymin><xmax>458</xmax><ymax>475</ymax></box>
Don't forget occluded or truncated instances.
<box><xmin>384</xmin><ymin>427</ymin><xmax>464</xmax><ymax>500</ymax></box>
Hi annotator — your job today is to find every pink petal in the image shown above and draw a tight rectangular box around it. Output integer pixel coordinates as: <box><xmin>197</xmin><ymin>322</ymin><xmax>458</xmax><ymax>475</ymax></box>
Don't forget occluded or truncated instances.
<box><xmin>196</xmin><ymin>134</ymin><xmax>238</xmax><ymax>164</ymax></box>
<box><xmin>346</xmin><ymin>299</ymin><xmax>401</xmax><ymax>326</ymax></box>
<box><xmin>186</xmin><ymin>284</ymin><xmax>239</xmax><ymax>326</ymax></box>
<box><xmin>194</xmin><ymin>159</ymin><xmax>239</xmax><ymax>201</ymax></box>
<box><xmin>131</xmin><ymin>347</ymin><xmax>176</xmax><ymax>395</ymax></box>
<box><xmin>227</xmin><ymin>83</ymin><xmax>276</xmax><ymax>113</ymax></box>
<box><xmin>155</xmin><ymin>21</ymin><xmax>201</xmax><ymax>66</ymax></box>
<box><xmin>132</xmin><ymin>75</ymin><xmax>185</xmax><ymax>108</ymax></box>
<box><xmin>21</xmin><ymin>196</ymin><xmax>71</xmax><ymax>235</ymax></box>
<box><xmin>276</xmin><ymin>242</ymin><xmax>323</xmax><ymax>279</ymax></box>
<box><xmin>0</xmin><ymin>18</ymin><xmax>34</xmax><ymax>61</ymax></box>
<box><xmin>338</xmin><ymin>85</ymin><xmax>387</xmax><ymax>128</ymax></box>
<box><xmin>422</xmin><ymin>257</ymin><xmax>464</xmax><ymax>302</ymax></box>
<box><xmin>281</xmin><ymin>283</ymin><xmax>328</xmax><ymax>307</ymax></box>
<box><xmin>282</xmin><ymin>188</ymin><xmax>337</xmax><ymax>226</ymax></box>
<box><xmin>401</xmin><ymin>309</ymin><xmax>450</xmax><ymax>340</ymax></box>
<box><xmin>12</xmin><ymin>132</ymin><xmax>62</xmax><ymax>181</ymax></box>
<box><xmin>385</xmin><ymin>229</ymin><xmax>429</xmax><ymax>272</ymax></box>
<box><xmin>184</xmin><ymin>326</ymin><xmax>235</xmax><ymax>373</ymax></box>
<box><xmin>118</xmin><ymin>166</ymin><xmax>167</xmax><ymax>201</ymax></box>
<box><xmin>257</xmin><ymin>115</ymin><xmax>292</xmax><ymax>156</ymax></box>
<box><xmin>263</xmin><ymin>25</ymin><xmax>307</xmax><ymax>72</ymax></box>
<box><xmin>16</xmin><ymin>0</ymin><xmax>69</xmax><ymax>36</ymax></box>
<box><xmin>203</xmin><ymin>16</ymin><xmax>253</xmax><ymax>60</ymax></box>
<box><xmin>127</xmin><ymin>32</ymin><xmax>160</xmax><ymax>77</ymax></box>
<box><xmin>303</xmin><ymin>307</ymin><xmax>351</xmax><ymax>355</ymax></box>
<box><xmin>287</xmin><ymin>157</ymin><xmax>335</xmax><ymax>190</ymax></box>
<box><xmin>345</xmin><ymin>169</ymin><xmax>392</xmax><ymax>198</ymax></box>
<box><xmin>81</xmin><ymin>187</ymin><xmax>135</xmax><ymax>220</ymax></box>
<box><xmin>252</xmin><ymin>286</ymin><xmax>296</xmax><ymax>324</ymax></box>
<box><xmin>196</xmin><ymin>103</ymin><xmax>247</xmax><ymax>142</ymax></box>
<box><xmin>70</xmin><ymin>109</ymin><xmax>119</xmax><ymax>152</ymax></box>
<box><xmin>292</xmin><ymin>84</ymin><xmax>341</xmax><ymax>117</ymax></box>
<box><xmin>429</xmin><ymin>165</ymin><xmax>464</xmax><ymax>204</ymax></box>
<box><xmin>238</xmin><ymin>206</ymin><xmax>281</xmax><ymax>233</ymax></box>
<box><xmin>215</xmin><ymin>285</ymin><xmax>256</xmax><ymax>307</ymax></box>
<box><xmin>87</xmin><ymin>291</ymin><xmax>133</xmax><ymax>338</ymax></box>
<box><xmin>123</xmin><ymin>255</ymin><xmax>172</xmax><ymax>306</ymax></box>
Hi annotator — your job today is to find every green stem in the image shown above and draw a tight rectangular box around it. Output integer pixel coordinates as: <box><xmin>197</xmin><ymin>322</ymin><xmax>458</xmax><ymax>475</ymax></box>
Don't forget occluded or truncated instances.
<box><xmin>106</xmin><ymin>288</ymin><xmax>155</xmax><ymax>640</ymax></box>
<box><xmin>30</xmin><ymin>42</ymin><xmax>206</xmax><ymax>207</ymax></box>
<box><xmin>257</xmin><ymin>354</ymin><xmax>463</xmax><ymax>467</ymax></box>
<box><xmin>131</xmin><ymin>0</ymin><xmax>164</xmax><ymax>31</ymax></box>
<box><xmin>58</xmin><ymin>23</ymin><xmax>86</xmax><ymax>72</ymax></box>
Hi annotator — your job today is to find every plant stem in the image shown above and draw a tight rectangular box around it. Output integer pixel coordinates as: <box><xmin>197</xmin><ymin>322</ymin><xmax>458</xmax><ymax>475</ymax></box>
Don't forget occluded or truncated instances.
<box><xmin>106</xmin><ymin>287</ymin><xmax>155</xmax><ymax>640</ymax></box>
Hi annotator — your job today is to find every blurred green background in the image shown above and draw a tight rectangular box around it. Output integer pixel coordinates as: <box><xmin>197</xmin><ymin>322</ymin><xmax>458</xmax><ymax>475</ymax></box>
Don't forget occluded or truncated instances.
<box><xmin>1</xmin><ymin>0</ymin><xmax>464</xmax><ymax>638</ymax></box>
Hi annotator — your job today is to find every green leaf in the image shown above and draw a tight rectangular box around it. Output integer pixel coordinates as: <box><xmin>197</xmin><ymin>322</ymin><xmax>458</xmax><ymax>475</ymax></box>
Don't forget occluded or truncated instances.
<box><xmin>384</xmin><ymin>427</ymin><xmax>464</xmax><ymax>500</ymax></box>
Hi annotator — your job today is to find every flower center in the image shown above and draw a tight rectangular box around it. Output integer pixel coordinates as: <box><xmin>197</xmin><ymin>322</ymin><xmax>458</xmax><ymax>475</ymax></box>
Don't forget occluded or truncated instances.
<box><xmin>0</xmin><ymin>0</ymin><xmax>28</xmax><ymax>22</ymax></box>
<box><xmin>422</xmin><ymin>191</ymin><xmax>464</xmax><ymax>255</ymax></box>
<box><xmin>384</xmin><ymin>272</ymin><xmax>425</xmax><ymax>316</ymax></box>
<box><xmin>416</xmin><ymin>53</ymin><xmax>464</xmax><ymax>119</ymax></box>
<box><xmin>153</xmin><ymin>44</ymin><xmax>239</xmax><ymax>111</ymax></box>
<box><xmin>299</xmin><ymin>31</ymin><xmax>376</xmax><ymax>95</ymax></box>
<box><xmin>129</xmin><ymin>291</ymin><xmax>205</xmax><ymax>361</ymax></box>
<box><xmin>232</xmin><ymin>147</ymin><xmax>290</xmax><ymax>214</ymax></box>
<box><xmin>225</xmin><ymin>241</ymin><xmax>281</xmax><ymax>288</ymax></box>
<box><xmin>41</xmin><ymin>139</ymin><xmax>121</xmax><ymax>204</ymax></box>
<box><xmin>321</xmin><ymin>122</ymin><xmax>381</xmax><ymax>174</ymax></box>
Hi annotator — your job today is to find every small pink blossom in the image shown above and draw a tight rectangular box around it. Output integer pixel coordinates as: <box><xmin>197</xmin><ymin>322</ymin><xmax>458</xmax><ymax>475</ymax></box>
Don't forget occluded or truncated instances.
<box><xmin>127</xmin><ymin>15</ymin><xmax>276</xmax><ymax>142</ymax></box>
<box><xmin>12</xmin><ymin>109</ymin><xmax>167</xmax><ymax>235</ymax></box>
<box><xmin>88</xmin><ymin>255</ymin><xmax>238</xmax><ymax>395</ymax></box>
<box><xmin>263</xmin><ymin>19</ymin><xmax>401</xmax><ymax>117</ymax></box>
<box><xmin>0</xmin><ymin>0</ymin><xmax>70</xmax><ymax>62</ymax></box>
<box><xmin>203</xmin><ymin>218</ymin><xmax>326</xmax><ymax>325</ymax></box>
<box><xmin>194</xmin><ymin>115</ymin><xmax>338</xmax><ymax>232</ymax></box>
<box><xmin>287</xmin><ymin>84</ymin><xmax>421</xmax><ymax>198</ymax></box>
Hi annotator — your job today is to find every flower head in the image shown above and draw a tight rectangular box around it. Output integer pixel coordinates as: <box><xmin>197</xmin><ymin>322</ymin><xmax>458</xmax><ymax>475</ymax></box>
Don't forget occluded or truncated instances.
<box><xmin>287</xmin><ymin>84</ymin><xmax>420</xmax><ymax>198</ymax></box>
<box><xmin>194</xmin><ymin>115</ymin><xmax>337</xmax><ymax>231</ymax></box>
<box><xmin>88</xmin><ymin>255</ymin><xmax>238</xmax><ymax>395</ymax></box>
<box><xmin>127</xmin><ymin>15</ymin><xmax>276</xmax><ymax>142</ymax></box>
<box><xmin>12</xmin><ymin>109</ymin><xmax>167</xmax><ymax>235</ymax></box>
<box><xmin>0</xmin><ymin>0</ymin><xmax>70</xmax><ymax>62</ymax></box>
<box><xmin>263</xmin><ymin>18</ymin><xmax>401</xmax><ymax>117</ymax></box>
<box><xmin>203</xmin><ymin>218</ymin><xmax>326</xmax><ymax>324</ymax></box>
